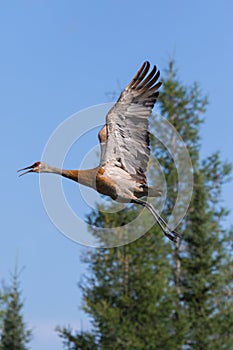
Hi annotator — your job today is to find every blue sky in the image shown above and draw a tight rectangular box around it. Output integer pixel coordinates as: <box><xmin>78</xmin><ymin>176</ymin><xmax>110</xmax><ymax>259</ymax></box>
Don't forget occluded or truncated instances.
<box><xmin>0</xmin><ymin>1</ymin><xmax>232</xmax><ymax>349</ymax></box>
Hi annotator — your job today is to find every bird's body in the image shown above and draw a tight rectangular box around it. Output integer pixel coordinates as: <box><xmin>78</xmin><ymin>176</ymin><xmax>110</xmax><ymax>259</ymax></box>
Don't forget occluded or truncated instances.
<box><xmin>19</xmin><ymin>62</ymin><xmax>180</xmax><ymax>242</ymax></box>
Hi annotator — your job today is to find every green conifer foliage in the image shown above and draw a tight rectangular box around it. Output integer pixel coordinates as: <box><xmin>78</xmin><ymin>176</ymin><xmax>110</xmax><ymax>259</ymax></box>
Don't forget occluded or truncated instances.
<box><xmin>0</xmin><ymin>270</ymin><xmax>32</xmax><ymax>350</ymax></box>
<box><xmin>58</xmin><ymin>61</ymin><xmax>233</xmax><ymax>350</ymax></box>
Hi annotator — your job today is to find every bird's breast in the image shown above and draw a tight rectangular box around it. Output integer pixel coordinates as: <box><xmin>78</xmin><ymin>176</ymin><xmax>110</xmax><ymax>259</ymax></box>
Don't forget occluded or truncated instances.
<box><xmin>97</xmin><ymin>163</ymin><xmax>142</xmax><ymax>202</ymax></box>
<box><xmin>96</xmin><ymin>167</ymin><xmax>118</xmax><ymax>200</ymax></box>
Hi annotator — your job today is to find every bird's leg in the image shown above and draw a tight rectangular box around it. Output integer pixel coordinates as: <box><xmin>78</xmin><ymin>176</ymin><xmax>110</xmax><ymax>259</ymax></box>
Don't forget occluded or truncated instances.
<box><xmin>132</xmin><ymin>199</ymin><xmax>181</xmax><ymax>243</ymax></box>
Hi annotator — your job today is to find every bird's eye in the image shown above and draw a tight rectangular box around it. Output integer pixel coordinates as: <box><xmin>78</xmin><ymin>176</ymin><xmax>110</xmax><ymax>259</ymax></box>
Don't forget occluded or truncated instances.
<box><xmin>34</xmin><ymin>162</ymin><xmax>41</xmax><ymax>167</ymax></box>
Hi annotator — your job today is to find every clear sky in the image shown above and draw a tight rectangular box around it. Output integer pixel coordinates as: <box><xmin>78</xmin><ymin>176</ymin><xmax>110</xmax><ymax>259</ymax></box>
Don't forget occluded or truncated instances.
<box><xmin>0</xmin><ymin>1</ymin><xmax>232</xmax><ymax>349</ymax></box>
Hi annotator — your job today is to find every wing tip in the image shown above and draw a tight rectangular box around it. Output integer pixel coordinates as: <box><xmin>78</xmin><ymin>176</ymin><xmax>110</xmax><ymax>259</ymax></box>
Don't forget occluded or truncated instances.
<box><xmin>126</xmin><ymin>61</ymin><xmax>150</xmax><ymax>90</ymax></box>
<box><xmin>126</xmin><ymin>61</ymin><xmax>162</xmax><ymax>92</ymax></box>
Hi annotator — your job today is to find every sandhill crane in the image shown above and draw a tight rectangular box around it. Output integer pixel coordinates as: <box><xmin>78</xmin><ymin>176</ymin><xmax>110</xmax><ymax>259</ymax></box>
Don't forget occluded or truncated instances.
<box><xmin>18</xmin><ymin>61</ymin><xmax>180</xmax><ymax>242</ymax></box>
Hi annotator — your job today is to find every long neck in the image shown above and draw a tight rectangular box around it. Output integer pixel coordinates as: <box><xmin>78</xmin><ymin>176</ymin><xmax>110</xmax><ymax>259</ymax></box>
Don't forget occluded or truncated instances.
<box><xmin>45</xmin><ymin>166</ymin><xmax>99</xmax><ymax>189</ymax></box>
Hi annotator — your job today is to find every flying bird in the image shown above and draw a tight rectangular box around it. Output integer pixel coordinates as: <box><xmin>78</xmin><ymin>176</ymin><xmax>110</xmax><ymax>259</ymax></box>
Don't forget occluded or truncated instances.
<box><xmin>18</xmin><ymin>61</ymin><xmax>180</xmax><ymax>242</ymax></box>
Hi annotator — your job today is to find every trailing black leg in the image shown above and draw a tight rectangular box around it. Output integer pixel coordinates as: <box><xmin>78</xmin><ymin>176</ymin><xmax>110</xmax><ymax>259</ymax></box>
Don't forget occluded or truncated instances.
<box><xmin>132</xmin><ymin>199</ymin><xmax>181</xmax><ymax>243</ymax></box>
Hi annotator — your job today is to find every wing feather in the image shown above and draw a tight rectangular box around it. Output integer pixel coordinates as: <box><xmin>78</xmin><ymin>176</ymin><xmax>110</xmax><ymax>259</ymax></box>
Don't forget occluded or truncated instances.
<box><xmin>100</xmin><ymin>61</ymin><xmax>162</xmax><ymax>183</ymax></box>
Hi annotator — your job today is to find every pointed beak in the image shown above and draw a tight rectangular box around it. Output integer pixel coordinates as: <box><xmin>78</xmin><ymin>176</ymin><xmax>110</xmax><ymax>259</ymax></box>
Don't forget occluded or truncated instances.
<box><xmin>17</xmin><ymin>164</ymin><xmax>34</xmax><ymax>177</ymax></box>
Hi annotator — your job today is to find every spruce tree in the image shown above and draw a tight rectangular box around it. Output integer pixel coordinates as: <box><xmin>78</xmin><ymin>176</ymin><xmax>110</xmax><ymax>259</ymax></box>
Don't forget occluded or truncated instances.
<box><xmin>158</xmin><ymin>62</ymin><xmax>233</xmax><ymax>349</ymax></box>
<box><xmin>0</xmin><ymin>269</ymin><xmax>32</xmax><ymax>350</ymax></box>
<box><xmin>57</xmin><ymin>325</ymin><xmax>98</xmax><ymax>350</ymax></box>
<box><xmin>178</xmin><ymin>163</ymin><xmax>233</xmax><ymax>349</ymax></box>
<box><xmin>58</xmin><ymin>61</ymin><xmax>233</xmax><ymax>349</ymax></box>
<box><xmin>0</xmin><ymin>291</ymin><xmax>7</xmax><ymax>335</ymax></box>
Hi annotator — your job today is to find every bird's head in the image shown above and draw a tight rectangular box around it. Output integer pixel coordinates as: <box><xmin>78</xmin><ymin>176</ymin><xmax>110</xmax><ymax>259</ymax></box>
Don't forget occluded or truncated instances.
<box><xmin>18</xmin><ymin>161</ymin><xmax>48</xmax><ymax>176</ymax></box>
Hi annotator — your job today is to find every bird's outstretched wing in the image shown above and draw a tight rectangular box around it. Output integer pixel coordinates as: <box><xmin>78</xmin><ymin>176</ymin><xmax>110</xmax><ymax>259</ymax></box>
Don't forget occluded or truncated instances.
<box><xmin>99</xmin><ymin>61</ymin><xmax>162</xmax><ymax>182</ymax></box>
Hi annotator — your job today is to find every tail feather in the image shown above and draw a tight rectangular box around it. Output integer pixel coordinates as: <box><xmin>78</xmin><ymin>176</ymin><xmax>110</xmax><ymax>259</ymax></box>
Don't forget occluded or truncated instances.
<box><xmin>147</xmin><ymin>186</ymin><xmax>163</xmax><ymax>197</ymax></box>
<box><xmin>135</xmin><ymin>186</ymin><xmax>163</xmax><ymax>198</ymax></box>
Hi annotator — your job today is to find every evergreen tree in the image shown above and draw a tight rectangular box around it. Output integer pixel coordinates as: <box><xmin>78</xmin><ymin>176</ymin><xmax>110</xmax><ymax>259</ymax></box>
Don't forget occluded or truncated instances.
<box><xmin>58</xmin><ymin>61</ymin><xmax>233</xmax><ymax>349</ymax></box>
<box><xmin>0</xmin><ymin>291</ymin><xmax>7</xmax><ymax>334</ymax></box>
<box><xmin>158</xmin><ymin>62</ymin><xmax>233</xmax><ymax>349</ymax></box>
<box><xmin>57</xmin><ymin>325</ymin><xmax>98</xmax><ymax>350</ymax></box>
<box><xmin>178</xmin><ymin>164</ymin><xmax>233</xmax><ymax>349</ymax></box>
<box><xmin>0</xmin><ymin>269</ymin><xmax>32</xmax><ymax>350</ymax></box>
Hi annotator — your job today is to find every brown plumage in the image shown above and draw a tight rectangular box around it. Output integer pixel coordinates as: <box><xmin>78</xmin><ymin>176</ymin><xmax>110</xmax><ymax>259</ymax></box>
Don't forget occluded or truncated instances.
<box><xmin>18</xmin><ymin>62</ymin><xmax>180</xmax><ymax>242</ymax></box>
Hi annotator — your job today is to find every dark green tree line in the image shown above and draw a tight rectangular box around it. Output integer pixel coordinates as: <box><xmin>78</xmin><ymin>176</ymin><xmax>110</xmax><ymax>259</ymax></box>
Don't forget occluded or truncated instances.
<box><xmin>58</xmin><ymin>60</ymin><xmax>233</xmax><ymax>350</ymax></box>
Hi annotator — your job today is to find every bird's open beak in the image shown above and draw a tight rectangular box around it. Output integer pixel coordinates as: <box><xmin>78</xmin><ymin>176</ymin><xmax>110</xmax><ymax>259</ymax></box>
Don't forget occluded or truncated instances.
<box><xmin>17</xmin><ymin>164</ymin><xmax>34</xmax><ymax>177</ymax></box>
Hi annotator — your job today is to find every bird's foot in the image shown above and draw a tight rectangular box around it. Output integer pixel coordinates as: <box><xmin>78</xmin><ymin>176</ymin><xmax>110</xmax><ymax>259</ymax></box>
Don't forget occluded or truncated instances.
<box><xmin>164</xmin><ymin>229</ymin><xmax>181</xmax><ymax>243</ymax></box>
